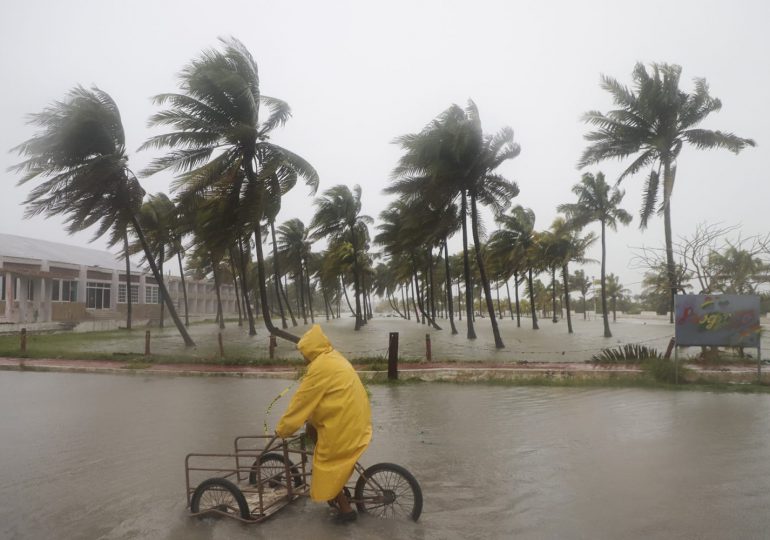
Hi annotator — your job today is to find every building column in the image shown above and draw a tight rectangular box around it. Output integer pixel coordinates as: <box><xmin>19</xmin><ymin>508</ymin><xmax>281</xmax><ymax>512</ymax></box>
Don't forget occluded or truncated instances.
<box><xmin>111</xmin><ymin>269</ymin><xmax>119</xmax><ymax>310</ymax></box>
<box><xmin>18</xmin><ymin>276</ymin><xmax>28</xmax><ymax>323</ymax></box>
<box><xmin>77</xmin><ymin>265</ymin><xmax>87</xmax><ymax>304</ymax></box>
<box><xmin>139</xmin><ymin>272</ymin><xmax>147</xmax><ymax>305</ymax></box>
<box><xmin>4</xmin><ymin>272</ymin><xmax>13</xmax><ymax>321</ymax></box>
<box><xmin>40</xmin><ymin>260</ymin><xmax>51</xmax><ymax>322</ymax></box>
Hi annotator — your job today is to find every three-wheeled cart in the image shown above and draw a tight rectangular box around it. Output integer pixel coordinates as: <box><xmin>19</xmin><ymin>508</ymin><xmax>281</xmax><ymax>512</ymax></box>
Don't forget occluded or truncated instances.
<box><xmin>185</xmin><ymin>433</ymin><xmax>422</xmax><ymax>523</ymax></box>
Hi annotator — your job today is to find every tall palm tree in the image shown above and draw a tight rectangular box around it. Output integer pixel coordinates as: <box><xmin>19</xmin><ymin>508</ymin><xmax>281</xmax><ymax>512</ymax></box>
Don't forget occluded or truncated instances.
<box><xmin>545</xmin><ymin>217</ymin><xmax>597</xmax><ymax>333</ymax></box>
<box><xmin>10</xmin><ymin>86</ymin><xmax>195</xmax><ymax>346</ymax></box>
<box><xmin>389</xmin><ymin>102</ymin><xmax>519</xmax><ymax>347</ymax></box>
<box><xmin>311</xmin><ymin>184</ymin><xmax>372</xmax><ymax>330</ymax></box>
<box><xmin>276</xmin><ymin>218</ymin><xmax>313</xmax><ymax>324</ymax></box>
<box><xmin>141</xmin><ymin>37</ymin><xmax>318</xmax><ymax>344</ymax></box>
<box><xmin>605</xmin><ymin>273</ymin><xmax>629</xmax><ymax>322</ymax></box>
<box><xmin>570</xmin><ymin>269</ymin><xmax>592</xmax><ymax>320</ymax></box>
<box><xmin>579</xmin><ymin>62</ymin><xmax>755</xmax><ymax>321</ymax></box>
<box><xmin>492</xmin><ymin>205</ymin><xmax>539</xmax><ymax>329</ymax></box>
<box><xmin>559</xmin><ymin>172</ymin><xmax>632</xmax><ymax>337</ymax></box>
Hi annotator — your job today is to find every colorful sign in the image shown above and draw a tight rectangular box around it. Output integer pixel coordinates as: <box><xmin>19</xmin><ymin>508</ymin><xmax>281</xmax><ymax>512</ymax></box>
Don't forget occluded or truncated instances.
<box><xmin>674</xmin><ymin>295</ymin><xmax>761</xmax><ymax>347</ymax></box>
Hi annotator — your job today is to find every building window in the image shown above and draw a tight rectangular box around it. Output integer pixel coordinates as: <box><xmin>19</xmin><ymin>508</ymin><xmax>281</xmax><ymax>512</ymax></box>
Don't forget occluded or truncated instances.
<box><xmin>51</xmin><ymin>279</ymin><xmax>78</xmax><ymax>302</ymax></box>
<box><xmin>118</xmin><ymin>283</ymin><xmax>139</xmax><ymax>304</ymax></box>
<box><xmin>0</xmin><ymin>275</ymin><xmax>5</xmax><ymax>302</ymax></box>
<box><xmin>145</xmin><ymin>285</ymin><xmax>160</xmax><ymax>304</ymax></box>
<box><xmin>86</xmin><ymin>282</ymin><xmax>111</xmax><ymax>309</ymax></box>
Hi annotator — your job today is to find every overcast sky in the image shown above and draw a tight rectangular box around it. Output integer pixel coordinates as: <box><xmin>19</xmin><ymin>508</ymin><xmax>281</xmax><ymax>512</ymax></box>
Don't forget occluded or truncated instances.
<box><xmin>1</xmin><ymin>0</ymin><xmax>767</xmax><ymax>294</ymax></box>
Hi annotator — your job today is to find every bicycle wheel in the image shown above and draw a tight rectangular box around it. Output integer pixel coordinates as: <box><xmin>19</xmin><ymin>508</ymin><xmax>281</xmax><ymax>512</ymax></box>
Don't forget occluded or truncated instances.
<box><xmin>248</xmin><ymin>452</ymin><xmax>302</xmax><ymax>488</ymax></box>
<box><xmin>354</xmin><ymin>463</ymin><xmax>423</xmax><ymax>521</ymax></box>
<box><xmin>190</xmin><ymin>477</ymin><xmax>250</xmax><ymax>520</ymax></box>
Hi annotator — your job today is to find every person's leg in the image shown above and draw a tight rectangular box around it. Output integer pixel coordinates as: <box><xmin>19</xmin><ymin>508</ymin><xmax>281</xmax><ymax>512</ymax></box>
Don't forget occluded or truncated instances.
<box><xmin>335</xmin><ymin>490</ymin><xmax>352</xmax><ymax>513</ymax></box>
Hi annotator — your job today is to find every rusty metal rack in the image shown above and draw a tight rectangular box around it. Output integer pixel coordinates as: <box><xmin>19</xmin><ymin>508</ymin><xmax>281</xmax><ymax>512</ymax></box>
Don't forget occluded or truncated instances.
<box><xmin>185</xmin><ymin>434</ymin><xmax>311</xmax><ymax>523</ymax></box>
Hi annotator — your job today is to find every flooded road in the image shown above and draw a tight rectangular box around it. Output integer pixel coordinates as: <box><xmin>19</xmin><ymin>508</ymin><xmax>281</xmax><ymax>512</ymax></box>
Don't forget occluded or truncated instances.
<box><xmin>1</xmin><ymin>371</ymin><xmax>770</xmax><ymax>539</ymax></box>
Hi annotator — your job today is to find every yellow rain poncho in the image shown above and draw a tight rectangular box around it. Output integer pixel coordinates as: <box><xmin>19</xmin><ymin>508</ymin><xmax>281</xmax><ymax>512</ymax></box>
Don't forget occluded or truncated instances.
<box><xmin>276</xmin><ymin>325</ymin><xmax>372</xmax><ymax>501</ymax></box>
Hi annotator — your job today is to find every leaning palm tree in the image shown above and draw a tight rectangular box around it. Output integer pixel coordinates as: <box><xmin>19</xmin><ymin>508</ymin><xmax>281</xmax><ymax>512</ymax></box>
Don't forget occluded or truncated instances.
<box><xmin>310</xmin><ymin>184</ymin><xmax>372</xmax><ymax>330</ymax></box>
<box><xmin>559</xmin><ymin>172</ymin><xmax>632</xmax><ymax>337</ymax></box>
<box><xmin>579</xmin><ymin>62</ymin><xmax>755</xmax><ymax>321</ymax></box>
<box><xmin>605</xmin><ymin>273</ymin><xmax>629</xmax><ymax>322</ymax></box>
<box><xmin>141</xmin><ymin>37</ymin><xmax>318</xmax><ymax>344</ymax></box>
<box><xmin>10</xmin><ymin>86</ymin><xmax>195</xmax><ymax>346</ymax></box>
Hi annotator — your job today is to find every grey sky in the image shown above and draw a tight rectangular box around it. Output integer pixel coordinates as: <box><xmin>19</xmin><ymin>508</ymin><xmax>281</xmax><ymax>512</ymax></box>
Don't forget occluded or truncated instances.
<box><xmin>1</xmin><ymin>0</ymin><xmax>767</xmax><ymax>294</ymax></box>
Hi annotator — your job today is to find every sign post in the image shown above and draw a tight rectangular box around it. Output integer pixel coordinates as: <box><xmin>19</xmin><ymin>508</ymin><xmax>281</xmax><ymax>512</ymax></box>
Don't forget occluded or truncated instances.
<box><xmin>674</xmin><ymin>294</ymin><xmax>762</xmax><ymax>383</ymax></box>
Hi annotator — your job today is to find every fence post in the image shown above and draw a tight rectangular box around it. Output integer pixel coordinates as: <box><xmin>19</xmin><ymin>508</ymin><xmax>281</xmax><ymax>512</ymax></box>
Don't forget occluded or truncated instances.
<box><xmin>269</xmin><ymin>335</ymin><xmax>277</xmax><ymax>360</ymax></box>
<box><xmin>218</xmin><ymin>332</ymin><xmax>224</xmax><ymax>358</ymax></box>
<box><xmin>388</xmin><ymin>332</ymin><xmax>399</xmax><ymax>380</ymax></box>
<box><xmin>144</xmin><ymin>330</ymin><xmax>151</xmax><ymax>356</ymax></box>
<box><xmin>663</xmin><ymin>337</ymin><xmax>675</xmax><ymax>360</ymax></box>
<box><xmin>20</xmin><ymin>328</ymin><xmax>27</xmax><ymax>353</ymax></box>
<box><xmin>425</xmin><ymin>333</ymin><xmax>432</xmax><ymax>362</ymax></box>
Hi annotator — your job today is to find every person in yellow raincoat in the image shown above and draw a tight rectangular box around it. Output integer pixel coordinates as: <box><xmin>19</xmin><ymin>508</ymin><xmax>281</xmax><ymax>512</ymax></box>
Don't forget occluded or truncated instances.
<box><xmin>276</xmin><ymin>324</ymin><xmax>372</xmax><ymax>523</ymax></box>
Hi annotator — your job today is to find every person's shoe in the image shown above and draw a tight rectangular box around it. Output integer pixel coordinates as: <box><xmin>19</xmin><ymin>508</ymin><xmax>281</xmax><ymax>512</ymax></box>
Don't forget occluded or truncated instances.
<box><xmin>334</xmin><ymin>510</ymin><xmax>357</xmax><ymax>524</ymax></box>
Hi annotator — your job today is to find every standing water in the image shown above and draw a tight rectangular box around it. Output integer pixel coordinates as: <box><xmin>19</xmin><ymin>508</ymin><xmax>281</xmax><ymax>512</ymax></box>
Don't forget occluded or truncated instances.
<box><xmin>1</xmin><ymin>371</ymin><xmax>769</xmax><ymax>539</ymax></box>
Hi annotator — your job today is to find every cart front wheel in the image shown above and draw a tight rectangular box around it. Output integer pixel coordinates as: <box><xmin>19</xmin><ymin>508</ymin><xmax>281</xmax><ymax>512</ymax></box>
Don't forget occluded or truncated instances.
<box><xmin>190</xmin><ymin>477</ymin><xmax>250</xmax><ymax>520</ymax></box>
<box><xmin>354</xmin><ymin>462</ymin><xmax>422</xmax><ymax>521</ymax></box>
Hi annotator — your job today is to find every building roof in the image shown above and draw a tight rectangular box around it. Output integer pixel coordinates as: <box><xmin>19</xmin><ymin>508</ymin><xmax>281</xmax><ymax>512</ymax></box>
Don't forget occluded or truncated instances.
<box><xmin>0</xmin><ymin>233</ymin><xmax>142</xmax><ymax>273</ymax></box>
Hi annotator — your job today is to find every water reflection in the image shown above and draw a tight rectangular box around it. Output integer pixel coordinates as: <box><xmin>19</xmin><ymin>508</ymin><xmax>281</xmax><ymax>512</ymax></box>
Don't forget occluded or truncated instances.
<box><xmin>1</xmin><ymin>372</ymin><xmax>769</xmax><ymax>539</ymax></box>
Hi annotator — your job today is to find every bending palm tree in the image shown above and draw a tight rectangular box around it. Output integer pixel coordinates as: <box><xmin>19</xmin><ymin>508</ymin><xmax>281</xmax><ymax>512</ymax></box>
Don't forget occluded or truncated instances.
<box><xmin>141</xmin><ymin>37</ymin><xmax>318</xmax><ymax>344</ymax></box>
<box><xmin>10</xmin><ymin>86</ymin><xmax>195</xmax><ymax>346</ymax></box>
<box><xmin>579</xmin><ymin>62</ymin><xmax>755</xmax><ymax>321</ymax></box>
<box><xmin>311</xmin><ymin>185</ymin><xmax>372</xmax><ymax>330</ymax></box>
<box><xmin>559</xmin><ymin>172</ymin><xmax>631</xmax><ymax>338</ymax></box>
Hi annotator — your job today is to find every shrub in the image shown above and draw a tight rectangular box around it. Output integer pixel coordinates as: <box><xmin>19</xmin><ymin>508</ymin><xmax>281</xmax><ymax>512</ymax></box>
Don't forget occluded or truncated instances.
<box><xmin>591</xmin><ymin>344</ymin><xmax>662</xmax><ymax>364</ymax></box>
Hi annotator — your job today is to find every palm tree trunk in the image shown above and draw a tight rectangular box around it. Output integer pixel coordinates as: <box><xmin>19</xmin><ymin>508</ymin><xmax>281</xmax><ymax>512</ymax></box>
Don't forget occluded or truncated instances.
<box><xmin>551</xmin><ymin>267</ymin><xmax>558</xmax><ymax>323</ymax></box>
<box><xmin>269</xmin><ymin>220</ymin><xmax>288</xmax><ymax>329</ymax></box>
<box><xmin>457</xmin><ymin>279</ymin><xmax>462</xmax><ymax>321</ymax></box>
<box><xmin>505</xmin><ymin>279</ymin><xmax>514</xmax><ymax>322</ymax></box>
<box><xmin>236</xmin><ymin>236</ymin><xmax>257</xmax><ymax>336</ymax></box>
<box><xmin>401</xmin><ymin>285</ymin><xmax>410</xmax><ymax>320</ymax></box>
<box><xmin>663</xmin><ymin>159</ymin><xmax>676</xmax><ymax>324</ymax></box>
<box><xmin>280</xmin><ymin>274</ymin><xmax>297</xmax><ymax>326</ymax></box>
<box><xmin>496</xmin><ymin>281</ymin><xmax>502</xmax><ymax>319</ymax></box>
<box><xmin>601</xmin><ymin>220</ymin><xmax>612</xmax><ymax>338</ymax></box>
<box><xmin>428</xmin><ymin>249</ymin><xmax>437</xmax><ymax>321</ymax></box>
<box><xmin>443</xmin><ymin>239</ymin><xmax>458</xmax><ymax>335</ymax></box>
<box><xmin>158</xmin><ymin>245</ymin><xmax>165</xmax><ymax>328</ymax></box>
<box><xmin>297</xmin><ymin>263</ymin><xmax>307</xmax><ymax>324</ymax></box>
<box><xmin>412</xmin><ymin>268</ymin><xmax>440</xmax><ymax>330</ymax></box>
<box><xmin>460</xmin><ymin>191</ymin><xmax>476</xmax><ymax>339</ymax></box>
<box><xmin>341</xmin><ymin>276</ymin><xmax>355</xmax><ymax>316</ymax></box>
<box><xmin>514</xmin><ymin>272</ymin><xmax>521</xmax><ymax>328</ymax></box>
<box><xmin>252</xmin><ymin>223</ymin><xmax>300</xmax><ymax>343</ymax></box>
<box><xmin>410</xmin><ymin>278</ymin><xmax>420</xmax><ymax>322</ymax></box>
<box><xmin>130</xmin><ymin>216</ymin><xmax>194</xmax><ymax>346</ymax></box>
<box><xmin>350</xmin><ymin>237</ymin><xmax>363</xmax><ymax>330</ymax></box>
<box><xmin>612</xmin><ymin>296</ymin><xmax>617</xmax><ymax>322</ymax></box>
<box><xmin>124</xmin><ymin>233</ymin><xmax>132</xmax><ymax>330</ymax></box>
<box><xmin>582</xmin><ymin>292</ymin><xmax>587</xmax><ymax>320</ymax></box>
<box><xmin>211</xmin><ymin>254</ymin><xmax>225</xmax><ymax>330</ymax></box>
<box><xmin>176</xmin><ymin>251</ymin><xmax>189</xmax><ymax>326</ymax></box>
<box><xmin>305</xmin><ymin>260</ymin><xmax>315</xmax><ymax>324</ymax></box>
<box><xmin>470</xmin><ymin>193</ymin><xmax>504</xmax><ymax>348</ymax></box>
<box><xmin>528</xmin><ymin>268</ymin><xmax>539</xmax><ymax>330</ymax></box>
<box><xmin>227</xmin><ymin>252</ymin><xmax>243</xmax><ymax>327</ymax></box>
<box><xmin>563</xmin><ymin>264</ymin><xmax>573</xmax><ymax>334</ymax></box>
<box><xmin>360</xmin><ymin>271</ymin><xmax>369</xmax><ymax>324</ymax></box>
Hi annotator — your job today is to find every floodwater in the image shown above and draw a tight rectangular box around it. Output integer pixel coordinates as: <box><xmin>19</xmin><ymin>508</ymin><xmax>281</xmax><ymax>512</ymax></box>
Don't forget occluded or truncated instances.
<box><xmin>1</xmin><ymin>372</ymin><xmax>770</xmax><ymax>539</ymax></box>
<box><xmin>75</xmin><ymin>314</ymin><xmax>770</xmax><ymax>363</ymax></box>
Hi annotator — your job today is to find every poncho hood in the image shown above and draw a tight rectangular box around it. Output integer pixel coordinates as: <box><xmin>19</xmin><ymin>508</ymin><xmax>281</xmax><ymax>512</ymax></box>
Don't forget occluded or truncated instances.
<box><xmin>297</xmin><ymin>324</ymin><xmax>333</xmax><ymax>362</ymax></box>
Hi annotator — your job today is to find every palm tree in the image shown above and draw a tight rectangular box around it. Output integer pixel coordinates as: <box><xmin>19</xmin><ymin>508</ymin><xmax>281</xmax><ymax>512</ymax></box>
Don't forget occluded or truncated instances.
<box><xmin>570</xmin><ymin>269</ymin><xmax>592</xmax><ymax>320</ymax></box>
<box><xmin>559</xmin><ymin>172</ymin><xmax>632</xmax><ymax>337</ymax></box>
<box><xmin>492</xmin><ymin>206</ymin><xmax>539</xmax><ymax>329</ymax></box>
<box><xmin>388</xmin><ymin>101</ymin><xmax>519</xmax><ymax>348</ymax></box>
<box><xmin>141</xmin><ymin>37</ymin><xmax>318</xmax><ymax>344</ymax></box>
<box><xmin>10</xmin><ymin>86</ymin><xmax>195</xmax><ymax>346</ymax></box>
<box><xmin>605</xmin><ymin>273</ymin><xmax>629</xmax><ymax>322</ymax></box>
<box><xmin>276</xmin><ymin>218</ymin><xmax>313</xmax><ymax>324</ymax></box>
<box><xmin>579</xmin><ymin>62</ymin><xmax>755</xmax><ymax>322</ymax></box>
<box><xmin>311</xmin><ymin>184</ymin><xmax>372</xmax><ymax>330</ymax></box>
<box><xmin>546</xmin><ymin>217</ymin><xmax>597</xmax><ymax>333</ymax></box>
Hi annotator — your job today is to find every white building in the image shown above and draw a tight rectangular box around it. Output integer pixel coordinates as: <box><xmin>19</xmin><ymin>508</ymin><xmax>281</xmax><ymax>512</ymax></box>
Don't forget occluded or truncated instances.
<box><xmin>0</xmin><ymin>233</ymin><xmax>237</xmax><ymax>324</ymax></box>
